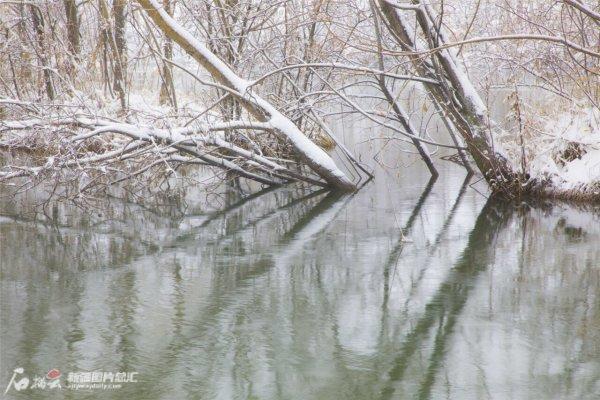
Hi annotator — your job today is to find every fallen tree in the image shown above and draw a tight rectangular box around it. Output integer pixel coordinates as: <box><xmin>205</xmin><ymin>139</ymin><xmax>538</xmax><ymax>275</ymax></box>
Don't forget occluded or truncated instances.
<box><xmin>136</xmin><ymin>0</ymin><xmax>356</xmax><ymax>191</ymax></box>
<box><xmin>1</xmin><ymin>0</ymin><xmax>598</xmax><ymax>202</ymax></box>
<box><xmin>0</xmin><ymin>0</ymin><xmax>364</xmax><ymax>194</ymax></box>
<box><xmin>0</xmin><ymin>108</ymin><xmax>336</xmax><ymax>192</ymax></box>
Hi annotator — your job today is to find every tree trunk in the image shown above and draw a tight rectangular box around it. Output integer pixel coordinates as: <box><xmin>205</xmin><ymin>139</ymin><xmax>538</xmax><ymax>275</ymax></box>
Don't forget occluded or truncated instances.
<box><xmin>158</xmin><ymin>0</ymin><xmax>176</xmax><ymax>107</ymax></box>
<box><xmin>377</xmin><ymin>0</ymin><xmax>520</xmax><ymax>195</ymax></box>
<box><xmin>63</xmin><ymin>0</ymin><xmax>80</xmax><ymax>56</ymax></box>
<box><xmin>136</xmin><ymin>0</ymin><xmax>356</xmax><ymax>191</ymax></box>
<box><xmin>98</xmin><ymin>0</ymin><xmax>127</xmax><ymax>109</ymax></box>
<box><xmin>371</xmin><ymin>4</ymin><xmax>438</xmax><ymax>177</ymax></box>
<box><xmin>30</xmin><ymin>5</ymin><xmax>55</xmax><ymax>100</ymax></box>
<box><xmin>112</xmin><ymin>0</ymin><xmax>127</xmax><ymax>109</ymax></box>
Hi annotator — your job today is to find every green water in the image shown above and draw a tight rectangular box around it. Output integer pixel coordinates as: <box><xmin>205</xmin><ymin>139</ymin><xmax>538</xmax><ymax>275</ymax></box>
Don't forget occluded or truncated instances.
<box><xmin>1</xmin><ymin>163</ymin><xmax>599</xmax><ymax>399</ymax></box>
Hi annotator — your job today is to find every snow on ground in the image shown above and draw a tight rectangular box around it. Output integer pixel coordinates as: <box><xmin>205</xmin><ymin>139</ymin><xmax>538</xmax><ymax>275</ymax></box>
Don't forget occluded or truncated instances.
<box><xmin>498</xmin><ymin>99</ymin><xmax>600</xmax><ymax>193</ymax></box>
<box><xmin>527</xmin><ymin>105</ymin><xmax>600</xmax><ymax>191</ymax></box>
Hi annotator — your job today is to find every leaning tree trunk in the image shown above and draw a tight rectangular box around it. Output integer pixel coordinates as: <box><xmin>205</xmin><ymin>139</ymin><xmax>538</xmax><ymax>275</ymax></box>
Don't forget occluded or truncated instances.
<box><xmin>136</xmin><ymin>0</ymin><xmax>356</xmax><ymax>191</ymax></box>
<box><xmin>371</xmin><ymin>3</ymin><xmax>438</xmax><ymax>178</ymax></box>
<box><xmin>377</xmin><ymin>0</ymin><xmax>521</xmax><ymax>195</ymax></box>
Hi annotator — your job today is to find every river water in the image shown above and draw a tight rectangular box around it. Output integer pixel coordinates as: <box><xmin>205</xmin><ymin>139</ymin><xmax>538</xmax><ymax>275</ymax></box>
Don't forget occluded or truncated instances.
<box><xmin>1</xmin><ymin>119</ymin><xmax>599</xmax><ymax>399</ymax></box>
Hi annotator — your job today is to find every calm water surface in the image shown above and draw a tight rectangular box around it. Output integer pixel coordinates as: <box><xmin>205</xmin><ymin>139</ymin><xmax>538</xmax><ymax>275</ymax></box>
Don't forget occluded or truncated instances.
<box><xmin>1</xmin><ymin>157</ymin><xmax>599</xmax><ymax>400</ymax></box>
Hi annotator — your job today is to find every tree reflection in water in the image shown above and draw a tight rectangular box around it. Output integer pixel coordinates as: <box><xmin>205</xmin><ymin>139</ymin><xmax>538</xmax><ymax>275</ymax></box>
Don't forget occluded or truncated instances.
<box><xmin>1</xmin><ymin>171</ymin><xmax>599</xmax><ymax>400</ymax></box>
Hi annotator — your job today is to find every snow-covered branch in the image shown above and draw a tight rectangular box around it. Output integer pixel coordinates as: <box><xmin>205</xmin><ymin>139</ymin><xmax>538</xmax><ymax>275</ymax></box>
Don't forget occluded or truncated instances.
<box><xmin>136</xmin><ymin>0</ymin><xmax>356</xmax><ymax>191</ymax></box>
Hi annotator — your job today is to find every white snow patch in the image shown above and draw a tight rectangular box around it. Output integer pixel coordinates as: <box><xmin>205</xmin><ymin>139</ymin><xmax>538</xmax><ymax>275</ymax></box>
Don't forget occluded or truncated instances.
<box><xmin>523</xmin><ymin>105</ymin><xmax>600</xmax><ymax>191</ymax></box>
